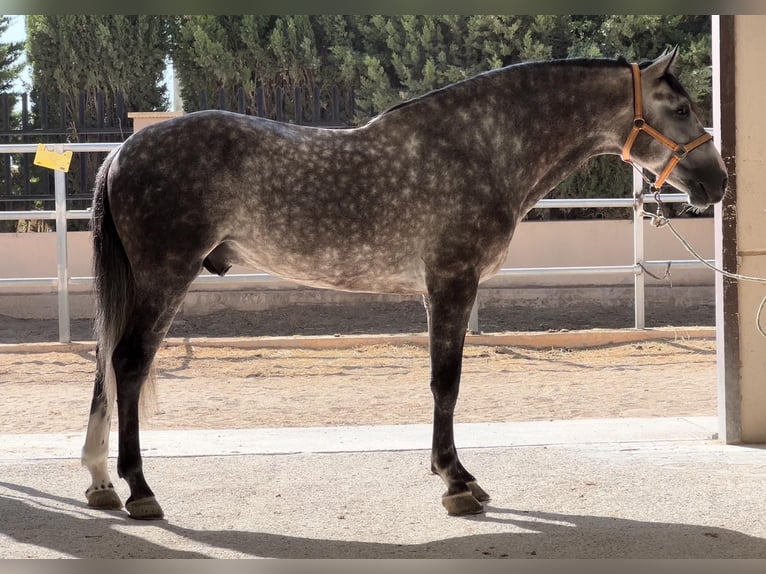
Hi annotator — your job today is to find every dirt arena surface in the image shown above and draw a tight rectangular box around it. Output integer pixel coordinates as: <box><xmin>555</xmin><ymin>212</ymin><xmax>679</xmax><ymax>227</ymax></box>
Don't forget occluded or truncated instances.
<box><xmin>0</xmin><ymin>299</ymin><xmax>717</xmax><ymax>434</ymax></box>
<box><xmin>0</xmin><ymin>299</ymin><xmax>716</xmax><ymax>344</ymax></box>
<box><xmin>0</xmin><ymin>336</ymin><xmax>716</xmax><ymax>435</ymax></box>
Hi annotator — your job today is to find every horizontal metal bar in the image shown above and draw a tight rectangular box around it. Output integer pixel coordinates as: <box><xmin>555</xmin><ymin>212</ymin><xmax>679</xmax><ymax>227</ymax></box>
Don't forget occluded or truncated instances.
<box><xmin>0</xmin><ymin>210</ymin><xmax>90</xmax><ymax>221</ymax></box>
<box><xmin>68</xmin><ymin>273</ymin><xmax>281</xmax><ymax>287</ymax></box>
<box><xmin>0</xmin><ymin>142</ymin><xmax>690</xmax><ymax>212</ymax></box>
<box><xmin>6</xmin><ymin>258</ymin><xmax>714</xmax><ymax>292</ymax></box>
<box><xmin>643</xmin><ymin>193</ymin><xmax>692</xmax><ymax>204</ymax></box>
<box><xmin>1</xmin><ymin>197</ymin><xmax>695</xmax><ymax>222</ymax></box>
<box><xmin>69</xmin><ymin>268</ymin><xmax>640</xmax><ymax>283</ymax></box>
<box><xmin>535</xmin><ymin>198</ymin><xmax>634</xmax><ymax>208</ymax></box>
<box><xmin>0</xmin><ymin>143</ymin><xmax>120</xmax><ymax>153</ymax></box>
<box><xmin>0</xmin><ymin>277</ymin><xmax>57</xmax><ymax>288</ymax></box>
<box><xmin>1</xmin><ymin>197</ymin><xmax>690</xmax><ymax>214</ymax></box>
<box><xmin>0</xmin><ymin>210</ymin><xmax>56</xmax><ymax>220</ymax></box>
<box><xmin>496</xmin><ymin>265</ymin><xmax>638</xmax><ymax>276</ymax></box>
<box><xmin>494</xmin><ymin>259</ymin><xmax>714</xmax><ymax>277</ymax></box>
<box><xmin>534</xmin><ymin>193</ymin><xmax>690</xmax><ymax>209</ymax></box>
<box><xmin>643</xmin><ymin>259</ymin><xmax>715</xmax><ymax>269</ymax></box>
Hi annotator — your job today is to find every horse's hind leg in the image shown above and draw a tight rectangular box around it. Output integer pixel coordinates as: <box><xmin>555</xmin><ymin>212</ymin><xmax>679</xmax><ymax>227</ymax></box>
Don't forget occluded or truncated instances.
<box><xmin>83</xmin><ymin>273</ymin><xmax>192</xmax><ymax>520</ymax></box>
<box><xmin>112</xmin><ymin>292</ymin><xmax>190</xmax><ymax>520</ymax></box>
<box><xmin>425</xmin><ymin>271</ymin><xmax>489</xmax><ymax>516</ymax></box>
<box><xmin>82</xmin><ymin>347</ymin><xmax>122</xmax><ymax>510</ymax></box>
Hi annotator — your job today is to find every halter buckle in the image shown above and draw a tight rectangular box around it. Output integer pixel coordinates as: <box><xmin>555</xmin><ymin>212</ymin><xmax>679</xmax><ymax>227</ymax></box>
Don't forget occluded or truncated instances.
<box><xmin>672</xmin><ymin>145</ymin><xmax>688</xmax><ymax>160</ymax></box>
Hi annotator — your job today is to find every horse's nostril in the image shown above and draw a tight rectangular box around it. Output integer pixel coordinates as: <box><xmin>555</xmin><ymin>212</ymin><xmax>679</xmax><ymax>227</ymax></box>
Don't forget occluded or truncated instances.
<box><xmin>712</xmin><ymin>175</ymin><xmax>729</xmax><ymax>203</ymax></box>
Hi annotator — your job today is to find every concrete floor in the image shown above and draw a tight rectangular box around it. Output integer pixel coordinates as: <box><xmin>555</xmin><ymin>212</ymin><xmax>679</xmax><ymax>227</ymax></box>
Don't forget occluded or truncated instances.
<box><xmin>1</xmin><ymin>416</ymin><xmax>765</xmax><ymax>559</ymax></box>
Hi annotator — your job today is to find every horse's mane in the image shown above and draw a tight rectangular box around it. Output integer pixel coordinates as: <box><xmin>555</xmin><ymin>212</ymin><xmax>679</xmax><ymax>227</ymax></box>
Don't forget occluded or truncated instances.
<box><xmin>374</xmin><ymin>55</ymin><xmax>690</xmax><ymax>119</ymax></box>
<box><xmin>375</xmin><ymin>56</ymin><xmax>631</xmax><ymax>118</ymax></box>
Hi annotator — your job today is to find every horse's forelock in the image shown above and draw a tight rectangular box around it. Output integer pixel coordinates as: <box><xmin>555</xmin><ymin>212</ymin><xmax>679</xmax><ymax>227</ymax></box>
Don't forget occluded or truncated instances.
<box><xmin>661</xmin><ymin>72</ymin><xmax>693</xmax><ymax>101</ymax></box>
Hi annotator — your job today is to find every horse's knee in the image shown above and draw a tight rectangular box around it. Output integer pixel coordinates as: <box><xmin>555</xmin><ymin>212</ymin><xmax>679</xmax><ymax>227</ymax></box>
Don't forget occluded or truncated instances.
<box><xmin>430</xmin><ymin>384</ymin><xmax>459</xmax><ymax>413</ymax></box>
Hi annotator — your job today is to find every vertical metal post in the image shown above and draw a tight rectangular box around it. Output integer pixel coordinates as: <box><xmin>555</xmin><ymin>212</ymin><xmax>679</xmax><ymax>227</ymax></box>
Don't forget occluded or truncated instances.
<box><xmin>633</xmin><ymin>170</ymin><xmax>646</xmax><ymax>329</ymax></box>
<box><xmin>468</xmin><ymin>295</ymin><xmax>480</xmax><ymax>334</ymax></box>
<box><xmin>54</xmin><ymin>144</ymin><xmax>71</xmax><ymax>343</ymax></box>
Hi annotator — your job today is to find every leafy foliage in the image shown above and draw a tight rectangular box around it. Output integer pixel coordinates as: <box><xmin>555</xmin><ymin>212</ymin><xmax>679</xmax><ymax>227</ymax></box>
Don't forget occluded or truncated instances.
<box><xmin>26</xmin><ymin>15</ymin><xmax>170</xmax><ymax>132</ymax></box>
<box><xmin>0</xmin><ymin>16</ymin><xmax>24</xmax><ymax>93</ymax></box>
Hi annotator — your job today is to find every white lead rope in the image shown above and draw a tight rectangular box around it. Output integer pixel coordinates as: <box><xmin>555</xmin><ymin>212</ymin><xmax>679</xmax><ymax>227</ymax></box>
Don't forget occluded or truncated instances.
<box><xmin>642</xmin><ymin>207</ymin><xmax>766</xmax><ymax>337</ymax></box>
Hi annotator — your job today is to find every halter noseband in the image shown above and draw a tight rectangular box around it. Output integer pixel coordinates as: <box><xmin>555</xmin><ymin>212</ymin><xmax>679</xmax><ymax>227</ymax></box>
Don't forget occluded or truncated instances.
<box><xmin>621</xmin><ymin>63</ymin><xmax>712</xmax><ymax>191</ymax></box>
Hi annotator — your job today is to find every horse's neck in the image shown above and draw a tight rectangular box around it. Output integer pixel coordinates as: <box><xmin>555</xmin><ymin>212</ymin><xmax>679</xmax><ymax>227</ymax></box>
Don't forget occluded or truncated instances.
<box><xmin>513</xmin><ymin>63</ymin><xmax>631</xmax><ymax>146</ymax></box>
<box><xmin>369</xmin><ymin>61</ymin><xmax>634</xmax><ymax>212</ymax></box>
<box><xmin>492</xmin><ymin>63</ymin><xmax>633</xmax><ymax>206</ymax></box>
<box><xmin>398</xmin><ymin>61</ymin><xmax>632</xmax><ymax>168</ymax></box>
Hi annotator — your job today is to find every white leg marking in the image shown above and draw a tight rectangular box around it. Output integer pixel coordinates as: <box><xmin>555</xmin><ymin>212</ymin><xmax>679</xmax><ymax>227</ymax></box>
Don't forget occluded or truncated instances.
<box><xmin>82</xmin><ymin>400</ymin><xmax>122</xmax><ymax>509</ymax></box>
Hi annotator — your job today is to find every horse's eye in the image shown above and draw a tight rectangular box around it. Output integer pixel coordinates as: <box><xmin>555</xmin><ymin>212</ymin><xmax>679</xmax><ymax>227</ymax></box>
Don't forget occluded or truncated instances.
<box><xmin>676</xmin><ymin>105</ymin><xmax>690</xmax><ymax>117</ymax></box>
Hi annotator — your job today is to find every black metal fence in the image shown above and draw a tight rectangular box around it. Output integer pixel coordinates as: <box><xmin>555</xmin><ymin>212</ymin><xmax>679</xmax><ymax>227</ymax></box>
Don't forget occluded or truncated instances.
<box><xmin>0</xmin><ymin>91</ymin><xmax>131</xmax><ymax>230</ymax></box>
<box><xmin>196</xmin><ymin>84</ymin><xmax>356</xmax><ymax>127</ymax></box>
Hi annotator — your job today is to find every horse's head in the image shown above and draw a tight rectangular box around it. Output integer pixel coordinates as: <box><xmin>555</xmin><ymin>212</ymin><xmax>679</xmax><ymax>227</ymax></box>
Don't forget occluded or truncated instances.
<box><xmin>622</xmin><ymin>48</ymin><xmax>728</xmax><ymax>208</ymax></box>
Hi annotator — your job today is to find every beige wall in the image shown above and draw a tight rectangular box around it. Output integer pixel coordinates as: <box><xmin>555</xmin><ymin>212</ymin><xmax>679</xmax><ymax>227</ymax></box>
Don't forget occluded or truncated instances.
<box><xmin>0</xmin><ymin>218</ymin><xmax>715</xmax><ymax>319</ymax></box>
<box><xmin>0</xmin><ymin>218</ymin><xmax>715</xmax><ymax>288</ymax></box>
<box><xmin>732</xmin><ymin>16</ymin><xmax>766</xmax><ymax>442</ymax></box>
<box><xmin>0</xmin><ymin>218</ymin><xmax>716</xmax><ymax>320</ymax></box>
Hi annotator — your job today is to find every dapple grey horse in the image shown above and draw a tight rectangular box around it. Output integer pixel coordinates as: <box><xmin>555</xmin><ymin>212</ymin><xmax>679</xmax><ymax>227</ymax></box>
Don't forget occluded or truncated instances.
<box><xmin>81</xmin><ymin>49</ymin><xmax>727</xmax><ymax>520</ymax></box>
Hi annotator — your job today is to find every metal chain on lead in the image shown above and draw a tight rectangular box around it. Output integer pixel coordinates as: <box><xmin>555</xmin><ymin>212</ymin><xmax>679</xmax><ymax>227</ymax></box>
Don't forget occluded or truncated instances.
<box><xmin>639</xmin><ymin>190</ymin><xmax>766</xmax><ymax>337</ymax></box>
<box><xmin>638</xmin><ymin>260</ymin><xmax>672</xmax><ymax>284</ymax></box>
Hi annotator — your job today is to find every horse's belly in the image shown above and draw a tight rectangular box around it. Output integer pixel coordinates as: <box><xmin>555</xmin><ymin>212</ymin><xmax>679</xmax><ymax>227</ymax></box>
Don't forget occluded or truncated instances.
<box><xmin>282</xmin><ymin>269</ymin><xmax>426</xmax><ymax>294</ymax></box>
<box><xmin>233</xmin><ymin>243</ymin><xmax>428</xmax><ymax>295</ymax></box>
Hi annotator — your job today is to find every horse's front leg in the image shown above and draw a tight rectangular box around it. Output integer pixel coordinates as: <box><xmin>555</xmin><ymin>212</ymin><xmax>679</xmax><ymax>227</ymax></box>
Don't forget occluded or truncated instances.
<box><xmin>425</xmin><ymin>273</ymin><xmax>490</xmax><ymax>515</ymax></box>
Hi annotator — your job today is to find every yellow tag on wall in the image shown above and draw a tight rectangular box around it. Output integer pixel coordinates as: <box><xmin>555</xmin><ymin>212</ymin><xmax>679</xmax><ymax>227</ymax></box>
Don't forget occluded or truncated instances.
<box><xmin>33</xmin><ymin>144</ymin><xmax>73</xmax><ymax>172</ymax></box>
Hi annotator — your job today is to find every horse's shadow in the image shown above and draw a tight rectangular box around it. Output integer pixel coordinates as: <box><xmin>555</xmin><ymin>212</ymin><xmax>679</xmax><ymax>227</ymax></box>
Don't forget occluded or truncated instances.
<box><xmin>1</xmin><ymin>481</ymin><xmax>765</xmax><ymax>559</ymax></box>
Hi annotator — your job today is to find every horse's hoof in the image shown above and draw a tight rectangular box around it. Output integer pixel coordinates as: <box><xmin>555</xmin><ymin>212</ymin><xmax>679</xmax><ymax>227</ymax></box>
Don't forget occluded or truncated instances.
<box><xmin>86</xmin><ymin>488</ymin><xmax>123</xmax><ymax>510</ymax></box>
<box><xmin>442</xmin><ymin>491</ymin><xmax>485</xmax><ymax>516</ymax></box>
<box><xmin>126</xmin><ymin>496</ymin><xmax>164</xmax><ymax>520</ymax></box>
<box><xmin>467</xmin><ymin>481</ymin><xmax>490</xmax><ymax>502</ymax></box>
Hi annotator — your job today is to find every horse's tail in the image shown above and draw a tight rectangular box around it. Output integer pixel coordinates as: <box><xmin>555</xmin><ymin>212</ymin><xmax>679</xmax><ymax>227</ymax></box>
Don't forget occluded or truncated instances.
<box><xmin>91</xmin><ymin>147</ymin><xmax>134</xmax><ymax>409</ymax></box>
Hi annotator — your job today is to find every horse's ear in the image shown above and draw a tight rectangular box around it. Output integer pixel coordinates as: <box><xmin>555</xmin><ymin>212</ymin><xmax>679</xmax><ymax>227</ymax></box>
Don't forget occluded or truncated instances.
<box><xmin>645</xmin><ymin>46</ymin><xmax>679</xmax><ymax>79</ymax></box>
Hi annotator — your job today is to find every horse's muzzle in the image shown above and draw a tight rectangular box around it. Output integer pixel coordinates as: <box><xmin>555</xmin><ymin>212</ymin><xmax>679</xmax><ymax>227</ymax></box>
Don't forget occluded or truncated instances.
<box><xmin>686</xmin><ymin>172</ymin><xmax>728</xmax><ymax>208</ymax></box>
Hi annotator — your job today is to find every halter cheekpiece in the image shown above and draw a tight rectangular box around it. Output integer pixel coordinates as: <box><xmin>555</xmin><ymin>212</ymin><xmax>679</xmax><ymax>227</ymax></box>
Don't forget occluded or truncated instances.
<box><xmin>621</xmin><ymin>63</ymin><xmax>713</xmax><ymax>190</ymax></box>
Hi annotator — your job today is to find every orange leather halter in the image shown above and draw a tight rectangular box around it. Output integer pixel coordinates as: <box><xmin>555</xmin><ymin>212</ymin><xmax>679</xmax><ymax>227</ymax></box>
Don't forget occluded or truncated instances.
<box><xmin>621</xmin><ymin>63</ymin><xmax>713</xmax><ymax>190</ymax></box>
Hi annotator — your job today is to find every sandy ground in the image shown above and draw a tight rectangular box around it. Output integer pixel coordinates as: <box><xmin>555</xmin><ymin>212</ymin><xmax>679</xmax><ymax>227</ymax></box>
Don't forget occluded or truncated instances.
<box><xmin>0</xmin><ymin>299</ymin><xmax>717</xmax><ymax>434</ymax></box>
<box><xmin>0</xmin><ymin>299</ymin><xmax>716</xmax><ymax>344</ymax></box>
<box><xmin>0</xmin><ymin>338</ymin><xmax>716</xmax><ymax>434</ymax></box>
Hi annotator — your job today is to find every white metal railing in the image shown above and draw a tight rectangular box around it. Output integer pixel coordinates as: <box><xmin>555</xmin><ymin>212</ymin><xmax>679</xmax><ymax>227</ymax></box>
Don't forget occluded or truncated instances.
<box><xmin>0</xmin><ymin>143</ymin><xmax>714</xmax><ymax>342</ymax></box>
